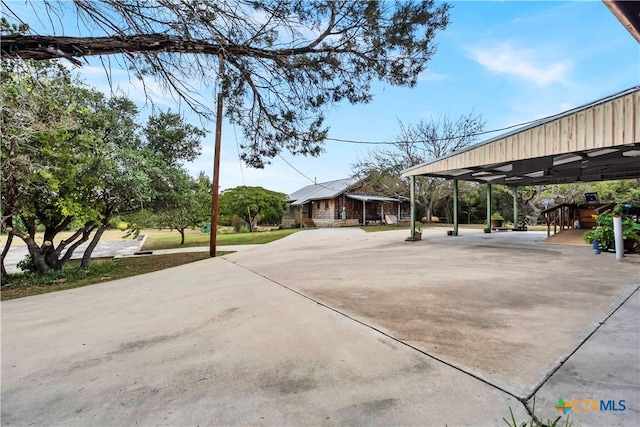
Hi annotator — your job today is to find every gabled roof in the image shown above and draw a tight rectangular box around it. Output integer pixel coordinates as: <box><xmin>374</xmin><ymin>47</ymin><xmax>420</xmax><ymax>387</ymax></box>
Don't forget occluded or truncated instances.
<box><xmin>346</xmin><ymin>194</ymin><xmax>401</xmax><ymax>203</ymax></box>
<box><xmin>401</xmin><ymin>85</ymin><xmax>640</xmax><ymax>185</ymax></box>
<box><xmin>289</xmin><ymin>177</ymin><xmax>358</xmax><ymax>206</ymax></box>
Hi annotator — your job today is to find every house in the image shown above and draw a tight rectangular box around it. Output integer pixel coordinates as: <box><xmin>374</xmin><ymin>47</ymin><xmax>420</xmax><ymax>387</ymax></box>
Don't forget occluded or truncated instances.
<box><xmin>281</xmin><ymin>177</ymin><xmax>411</xmax><ymax>228</ymax></box>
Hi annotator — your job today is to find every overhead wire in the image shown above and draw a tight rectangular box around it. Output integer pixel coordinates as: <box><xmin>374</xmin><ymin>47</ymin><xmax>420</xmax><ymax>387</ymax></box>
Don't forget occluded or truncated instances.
<box><xmin>233</xmin><ymin>123</ymin><xmax>245</xmax><ymax>185</ymax></box>
<box><xmin>324</xmin><ymin>117</ymin><xmax>542</xmax><ymax>145</ymax></box>
<box><xmin>240</xmin><ymin>109</ymin><xmax>557</xmax><ymax>195</ymax></box>
<box><xmin>274</xmin><ymin>116</ymin><xmax>544</xmax><ymax>188</ymax></box>
<box><xmin>276</xmin><ymin>154</ymin><xmax>347</xmax><ymax>191</ymax></box>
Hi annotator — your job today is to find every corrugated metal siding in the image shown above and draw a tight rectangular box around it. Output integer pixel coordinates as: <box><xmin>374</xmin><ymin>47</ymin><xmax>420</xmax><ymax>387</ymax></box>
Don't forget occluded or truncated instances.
<box><xmin>403</xmin><ymin>89</ymin><xmax>639</xmax><ymax>177</ymax></box>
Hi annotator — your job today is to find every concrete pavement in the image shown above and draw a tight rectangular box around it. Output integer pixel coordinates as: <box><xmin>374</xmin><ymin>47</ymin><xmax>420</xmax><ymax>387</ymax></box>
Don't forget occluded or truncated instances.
<box><xmin>2</xmin><ymin>227</ymin><xmax>639</xmax><ymax>425</ymax></box>
<box><xmin>1</xmin><ymin>256</ymin><xmax>526</xmax><ymax>426</ymax></box>
<box><xmin>534</xmin><ymin>288</ymin><xmax>640</xmax><ymax>425</ymax></box>
<box><xmin>226</xmin><ymin>227</ymin><xmax>640</xmax><ymax>425</ymax></box>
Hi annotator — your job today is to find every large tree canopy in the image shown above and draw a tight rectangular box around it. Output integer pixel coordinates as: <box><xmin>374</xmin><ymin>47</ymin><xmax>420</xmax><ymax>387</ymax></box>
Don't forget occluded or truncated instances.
<box><xmin>353</xmin><ymin>113</ymin><xmax>485</xmax><ymax>222</ymax></box>
<box><xmin>219</xmin><ymin>186</ymin><xmax>286</xmax><ymax>231</ymax></box>
<box><xmin>0</xmin><ymin>59</ymin><xmax>207</xmax><ymax>278</ymax></box>
<box><xmin>1</xmin><ymin>1</ymin><xmax>451</xmax><ymax>167</ymax></box>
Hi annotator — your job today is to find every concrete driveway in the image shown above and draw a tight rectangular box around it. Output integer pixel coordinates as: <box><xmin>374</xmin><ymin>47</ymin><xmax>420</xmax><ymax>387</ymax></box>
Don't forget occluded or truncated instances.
<box><xmin>2</xmin><ymin>227</ymin><xmax>638</xmax><ymax>426</ymax></box>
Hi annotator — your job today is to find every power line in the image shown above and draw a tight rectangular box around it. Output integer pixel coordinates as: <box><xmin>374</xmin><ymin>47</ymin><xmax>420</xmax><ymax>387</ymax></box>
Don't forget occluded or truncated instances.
<box><xmin>324</xmin><ymin>118</ymin><xmax>541</xmax><ymax>145</ymax></box>
<box><xmin>276</xmin><ymin>154</ymin><xmax>351</xmax><ymax>191</ymax></box>
<box><xmin>268</xmin><ymin>115</ymin><xmax>550</xmax><ymax>190</ymax></box>
<box><xmin>232</xmin><ymin>123</ymin><xmax>245</xmax><ymax>185</ymax></box>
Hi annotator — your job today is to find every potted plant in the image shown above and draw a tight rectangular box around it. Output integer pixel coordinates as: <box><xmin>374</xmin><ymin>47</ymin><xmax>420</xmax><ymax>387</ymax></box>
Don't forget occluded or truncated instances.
<box><xmin>621</xmin><ymin>216</ymin><xmax>640</xmax><ymax>252</ymax></box>
<box><xmin>583</xmin><ymin>206</ymin><xmax>640</xmax><ymax>252</ymax></box>
<box><xmin>490</xmin><ymin>212</ymin><xmax>504</xmax><ymax>228</ymax></box>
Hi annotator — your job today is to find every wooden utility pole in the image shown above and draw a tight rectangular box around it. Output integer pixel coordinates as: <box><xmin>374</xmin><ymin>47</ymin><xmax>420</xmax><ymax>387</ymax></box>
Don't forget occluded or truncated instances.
<box><xmin>210</xmin><ymin>57</ymin><xmax>225</xmax><ymax>257</ymax></box>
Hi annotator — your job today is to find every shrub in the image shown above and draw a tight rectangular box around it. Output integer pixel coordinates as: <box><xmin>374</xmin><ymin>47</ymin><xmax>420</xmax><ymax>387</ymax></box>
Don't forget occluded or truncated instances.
<box><xmin>16</xmin><ymin>254</ymin><xmax>37</xmax><ymax>273</ymax></box>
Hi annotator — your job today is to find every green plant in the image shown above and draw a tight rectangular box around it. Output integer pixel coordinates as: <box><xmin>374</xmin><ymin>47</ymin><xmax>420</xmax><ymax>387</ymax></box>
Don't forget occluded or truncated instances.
<box><xmin>16</xmin><ymin>254</ymin><xmax>37</xmax><ymax>273</ymax></box>
<box><xmin>583</xmin><ymin>206</ymin><xmax>640</xmax><ymax>248</ymax></box>
<box><xmin>503</xmin><ymin>397</ymin><xmax>572</xmax><ymax>427</ymax></box>
<box><xmin>415</xmin><ymin>223</ymin><xmax>423</xmax><ymax>232</ymax></box>
<box><xmin>483</xmin><ymin>227</ymin><xmax>491</xmax><ymax>233</ymax></box>
<box><xmin>491</xmin><ymin>212</ymin><xmax>504</xmax><ymax>220</ymax></box>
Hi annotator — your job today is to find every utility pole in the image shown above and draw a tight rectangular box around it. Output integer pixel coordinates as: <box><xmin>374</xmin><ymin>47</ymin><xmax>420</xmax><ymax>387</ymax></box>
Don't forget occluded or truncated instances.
<box><xmin>210</xmin><ymin>57</ymin><xmax>225</xmax><ymax>257</ymax></box>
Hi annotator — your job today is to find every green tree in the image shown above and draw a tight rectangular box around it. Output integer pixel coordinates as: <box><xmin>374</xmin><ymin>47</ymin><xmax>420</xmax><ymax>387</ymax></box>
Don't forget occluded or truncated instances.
<box><xmin>1</xmin><ymin>60</ymin><xmax>106</xmax><ymax>275</ymax></box>
<box><xmin>219</xmin><ymin>186</ymin><xmax>286</xmax><ymax>232</ymax></box>
<box><xmin>353</xmin><ymin>113</ymin><xmax>485</xmax><ymax>222</ymax></box>
<box><xmin>142</xmin><ymin>111</ymin><xmax>205</xmax><ymax>168</ymax></box>
<box><xmin>154</xmin><ymin>171</ymin><xmax>211</xmax><ymax>245</ymax></box>
<box><xmin>2</xmin><ymin>1</ymin><xmax>451</xmax><ymax>167</ymax></box>
<box><xmin>77</xmin><ymin>95</ymin><xmax>153</xmax><ymax>267</ymax></box>
<box><xmin>1</xmin><ymin>59</ymin><xmax>207</xmax><ymax>278</ymax></box>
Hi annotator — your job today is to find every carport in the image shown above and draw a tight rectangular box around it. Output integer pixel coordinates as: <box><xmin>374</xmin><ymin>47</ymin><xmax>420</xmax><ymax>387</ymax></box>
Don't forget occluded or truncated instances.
<box><xmin>401</xmin><ymin>86</ymin><xmax>640</xmax><ymax>239</ymax></box>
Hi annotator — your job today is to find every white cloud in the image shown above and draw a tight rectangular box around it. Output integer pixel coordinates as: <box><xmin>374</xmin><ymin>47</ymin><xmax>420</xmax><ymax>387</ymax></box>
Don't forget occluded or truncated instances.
<box><xmin>418</xmin><ymin>69</ymin><xmax>450</xmax><ymax>83</ymax></box>
<box><xmin>466</xmin><ymin>40</ymin><xmax>572</xmax><ymax>86</ymax></box>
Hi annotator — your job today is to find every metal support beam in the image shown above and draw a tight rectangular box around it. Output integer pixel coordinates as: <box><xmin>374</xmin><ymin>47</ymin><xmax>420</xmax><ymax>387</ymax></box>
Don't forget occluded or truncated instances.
<box><xmin>486</xmin><ymin>183</ymin><xmax>492</xmax><ymax>232</ymax></box>
<box><xmin>410</xmin><ymin>176</ymin><xmax>416</xmax><ymax>238</ymax></box>
<box><xmin>453</xmin><ymin>179</ymin><xmax>459</xmax><ymax>236</ymax></box>
<box><xmin>513</xmin><ymin>184</ymin><xmax>518</xmax><ymax>226</ymax></box>
<box><xmin>362</xmin><ymin>200</ymin><xmax>366</xmax><ymax>226</ymax></box>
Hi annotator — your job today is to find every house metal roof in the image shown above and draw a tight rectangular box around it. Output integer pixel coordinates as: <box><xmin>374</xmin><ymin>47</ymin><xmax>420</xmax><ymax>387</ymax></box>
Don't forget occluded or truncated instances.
<box><xmin>288</xmin><ymin>177</ymin><xmax>357</xmax><ymax>206</ymax></box>
<box><xmin>346</xmin><ymin>194</ymin><xmax>401</xmax><ymax>203</ymax></box>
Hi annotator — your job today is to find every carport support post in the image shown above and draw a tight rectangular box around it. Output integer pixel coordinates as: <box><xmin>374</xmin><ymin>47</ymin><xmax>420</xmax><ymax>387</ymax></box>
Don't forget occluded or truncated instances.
<box><xmin>453</xmin><ymin>179</ymin><xmax>459</xmax><ymax>236</ymax></box>
<box><xmin>513</xmin><ymin>185</ymin><xmax>518</xmax><ymax>226</ymax></box>
<box><xmin>486</xmin><ymin>183</ymin><xmax>492</xmax><ymax>232</ymax></box>
<box><xmin>362</xmin><ymin>200</ymin><xmax>366</xmax><ymax>226</ymax></box>
<box><xmin>410</xmin><ymin>175</ymin><xmax>416</xmax><ymax>238</ymax></box>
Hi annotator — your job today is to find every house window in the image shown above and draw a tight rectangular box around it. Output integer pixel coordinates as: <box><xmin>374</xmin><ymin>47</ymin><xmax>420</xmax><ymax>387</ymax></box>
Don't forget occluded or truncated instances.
<box><xmin>316</xmin><ymin>201</ymin><xmax>320</xmax><ymax>209</ymax></box>
<box><xmin>325</xmin><ymin>200</ymin><xmax>329</xmax><ymax>209</ymax></box>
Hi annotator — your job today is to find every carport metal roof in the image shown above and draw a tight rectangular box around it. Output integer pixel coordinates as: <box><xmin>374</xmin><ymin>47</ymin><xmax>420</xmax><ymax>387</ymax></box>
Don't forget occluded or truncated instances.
<box><xmin>603</xmin><ymin>0</ymin><xmax>640</xmax><ymax>43</ymax></box>
<box><xmin>401</xmin><ymin>86</ymin><xmax>640</xmax><ymax>185</ymax></box>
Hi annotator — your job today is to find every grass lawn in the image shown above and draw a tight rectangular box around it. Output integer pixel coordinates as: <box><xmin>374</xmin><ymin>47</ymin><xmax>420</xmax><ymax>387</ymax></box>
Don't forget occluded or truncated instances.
<box><xmin>1</xmin><ymin>252</ymin><xmax>229</xmax><ymax>300</ymax></box>
<box><xmin>142</xmin><ymin>228</ymin><xmax>305</xmax><ymax>250</ymax></box>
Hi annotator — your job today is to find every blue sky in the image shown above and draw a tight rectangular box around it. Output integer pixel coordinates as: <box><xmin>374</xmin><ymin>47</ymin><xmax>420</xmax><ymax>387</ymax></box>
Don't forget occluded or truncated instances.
<box><xmin>4</xmin><ymin>1</ymin><xmax>639</xmax><ymax>194</ymax></box>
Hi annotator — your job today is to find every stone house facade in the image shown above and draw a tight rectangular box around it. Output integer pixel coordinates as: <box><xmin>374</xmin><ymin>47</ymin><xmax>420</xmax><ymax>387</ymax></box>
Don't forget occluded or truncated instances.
<box><xmin>281</xmin><ymin>177</ymin><xmax>410</xmax><ymax>228</ymax></box>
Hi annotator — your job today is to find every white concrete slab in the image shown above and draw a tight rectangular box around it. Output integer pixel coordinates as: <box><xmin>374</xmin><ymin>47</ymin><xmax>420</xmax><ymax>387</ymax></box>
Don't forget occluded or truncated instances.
<box><xmin>1</xmin><ymin>257</ymin><xmax>526</xmax><ymax>426</ymax></box>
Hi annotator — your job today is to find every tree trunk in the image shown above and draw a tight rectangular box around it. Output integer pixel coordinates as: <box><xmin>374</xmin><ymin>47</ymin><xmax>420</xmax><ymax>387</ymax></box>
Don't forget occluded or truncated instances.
<box><xmin>31</xmin><ymin>250</ymin><xmax>53</xmax><ymax>274</ymax></box>
<box><xmin>81</xmin><ymin>226</ymin><xmax>106</xmax><ymax>268</ymax></box>
<box><xmin>42</xmin><ymin>224</ymin><xmax>96</xmax><ymax>270</ymax></box>
<box><xmin>10</xmin><ymin>228</ymin><xmax>53</xmax><ymax>274</ymax></box>
<box><xmin>1</xmin><ymin>223</ymin><xmax>14</xmax><ymax>283</ymax></box>
<box><xmin>179</xmin><ymin>228</ymin><xmax>185</xmax><ymax>245</ymax></box>
<box><xmin>443</xmin><ymin>202</ymin><xmax>452</xmax><ymax>224</ymax></box>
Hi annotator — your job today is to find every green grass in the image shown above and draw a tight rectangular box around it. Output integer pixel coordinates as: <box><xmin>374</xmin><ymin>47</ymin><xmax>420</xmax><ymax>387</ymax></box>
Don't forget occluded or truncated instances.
<box><xmin>142</xmin><ymin>228</ymin><xmax>305</xmax><ymax>250</ymax></box>
<box><xmin>1</xmin><ymin>252</ymin><xmax>228</xmax><ymax>300</ymax></box>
